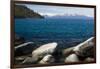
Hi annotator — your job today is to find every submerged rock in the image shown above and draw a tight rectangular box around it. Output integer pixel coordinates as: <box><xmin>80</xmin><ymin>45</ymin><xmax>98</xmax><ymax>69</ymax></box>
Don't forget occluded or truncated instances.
<box><xmin>15</xmin><ymin>42</ymin><xmax>36</xmax><ymax>56</ymax></box>
<box><xmin>32</xmin><ymin>42</ymin><xmax>57</xmax><ymax>62</ymax></box>
<box><xmin>15</xmin><ymin>34</ymin><xmax>25</xmax><ymax>46</ymax></box>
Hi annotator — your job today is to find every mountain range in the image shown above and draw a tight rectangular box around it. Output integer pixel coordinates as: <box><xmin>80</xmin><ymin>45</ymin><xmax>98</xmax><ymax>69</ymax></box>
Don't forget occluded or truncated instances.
<box><xmin>44</xmin><ymin>14</ymin><xmax>93</xmax><ymax>19</ymax></box>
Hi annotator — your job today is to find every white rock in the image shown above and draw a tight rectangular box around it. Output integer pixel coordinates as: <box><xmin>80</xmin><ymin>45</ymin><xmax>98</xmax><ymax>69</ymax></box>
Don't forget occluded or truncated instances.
<box><xmin>39</xmin><ymin>54</ymin><xmax>55</xmax><ymax>64</ymax></box>
<box><xmin>32</xmin><ymin>42</ymin><xmax>57</xmax><ymax>62</ymax></box>
<box><xmin>65</xmin><ymin>54</ymin><xmax>79</xmax><ymax>63</ymax></box>
<box><xmin>22</xmin><ymin>57</ymin><xmax>35</xmax><ymax>64</ymax></box>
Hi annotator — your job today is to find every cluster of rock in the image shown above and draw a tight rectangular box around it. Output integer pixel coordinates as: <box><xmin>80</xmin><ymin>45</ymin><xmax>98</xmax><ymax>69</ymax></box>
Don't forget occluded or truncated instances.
<box><xmin>14</xmin><ymin>37</ymin><xmax>95</xmax><ymax>65</ymax></box>
<box><xmin>63</xmin><ymin>37</ymin><xmax>95</xmax><ymax>63</ymax></box>
<box><xmin>15</xmin><ymin>42</ymin><xmax>57</xmax><ymax>64</ymax></box>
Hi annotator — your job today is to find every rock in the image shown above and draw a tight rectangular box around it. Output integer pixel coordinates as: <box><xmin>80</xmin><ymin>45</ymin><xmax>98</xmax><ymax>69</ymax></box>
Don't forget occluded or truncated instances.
<box><xmin>39</xmin><ymin>54</ymin><xmax>55</xmax><ymax>64</ymax></box>
<box><xmin>62</xmin><ymin>47</ymin><xmax>74</xmax><ymax>57</ymax></box>
<box><xmin>21</xmin><ymin>55</ymin><xmax>55</xmax><ymax>64</ymax></box>
<box><xmin>74</xmin><ymin>43</ymin><xmax>94</xmax><ymax>59</ymax></box>
<box><xmin>73</xmin><ymin>37</ymin><xmax>94</xmax><ymax>52</ymax></box>
<box><xmin>84</xmin><ymin>57</ymin><xmax>94</xmax><ymax>62</ymax></box>
<box><xmin>14</xmin><ymin>42</ymin><xmax>36</xmax><ymax>56</ymax></box>
<box><xmin>65</xmin><ymin>54</ymin><xmax>80</xmax><ymax>63</ymax></box>
<box><xmin>15</xmin><ymin>34</ymin><xmax>25</xmax><ymax>46</ymax></box>
<box><xmin>15</xmin><ymin>57</ymin><xmax>26</xmax><ymax>64</ymax></box>
<box><xmin>21</xmin><ymin>57</ymin><xmax>36</xmax><ymax>64</ymax></box>
<box><xmin>73</xmin><ymin>37</ymin><xmax>95</xmax><ymax>59</ymax></box>
<box><xmin>79</xmin><ymin>44</ymin><xmax>94</xmax><ymax>58</ymax></box>
<box><xmin>15</xmin><ymin>57</ymin><xmax>25</xmax><ymax>61</ymax></box>
<box><xmin>32</xmin><ymin>42</ymin><xmax>57</xmax><ymax>62</ymax></box>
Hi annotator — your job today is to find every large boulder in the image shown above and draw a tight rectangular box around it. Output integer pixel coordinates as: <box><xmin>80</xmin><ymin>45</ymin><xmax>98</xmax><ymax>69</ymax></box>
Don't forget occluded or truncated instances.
<box><xmin>73</xmin><ymin>37</ymin><xmax>94</xmax><ymax>52</ymax></box>
<box><xmin>64</xmin><ymin>37</ymin><xmax>95</xmax><ymax>63</ymax></box>
<box><xmin>76</xmin><ymin>44</ymin><xmax>94</xmax><ymax>58</ymax></box>
<box><xmin>73</xmin><ymin>37</ymin><xmax>95</xmax><ymax>59</ymax></box>
<box><xmin>32</xmin><ymin>42</ymin><xmax>57</xmax><ymax>63</ymax></box>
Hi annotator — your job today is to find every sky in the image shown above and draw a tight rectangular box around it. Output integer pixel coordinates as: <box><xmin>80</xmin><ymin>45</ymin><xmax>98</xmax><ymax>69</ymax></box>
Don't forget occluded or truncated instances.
<box><xmin>16</xmin><ymin>3</ymin><xmax>94</xmax><ymax>17</ymax></box>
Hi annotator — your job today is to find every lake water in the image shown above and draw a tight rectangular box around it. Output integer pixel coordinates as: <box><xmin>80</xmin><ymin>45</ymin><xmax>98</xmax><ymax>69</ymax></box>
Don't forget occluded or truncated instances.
<box><xmin>15</xmin><ymin>18</ymin><xmax>94</xmax><ymax>48</ymax></box>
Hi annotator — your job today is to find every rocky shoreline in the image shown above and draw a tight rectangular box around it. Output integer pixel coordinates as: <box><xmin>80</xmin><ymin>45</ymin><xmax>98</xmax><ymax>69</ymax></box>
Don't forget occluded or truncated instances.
<box><xmin>14</xmin><ymin>36</ymin><xmax>95</xmax><ymax>65</ymax></box>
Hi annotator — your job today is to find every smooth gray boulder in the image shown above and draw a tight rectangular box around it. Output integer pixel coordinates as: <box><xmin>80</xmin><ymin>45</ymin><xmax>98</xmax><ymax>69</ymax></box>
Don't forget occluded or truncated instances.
<box><xmin>73</xmin><ymin>37</ymin><xmax>95</xmax><ymax>58</ymax></box>
<box><xmin>32</xmin><ymin>42</ymin><xmax>57</xmax><ymax>62</ymax></box>
<box><xmin>65</xmin><ymin>54</ymin><xmax>80</xmax><ymax>63</ymax></box>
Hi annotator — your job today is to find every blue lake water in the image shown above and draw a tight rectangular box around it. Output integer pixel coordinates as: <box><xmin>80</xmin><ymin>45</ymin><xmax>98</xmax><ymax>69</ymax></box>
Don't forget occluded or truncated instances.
<box><xmin>15</xmin><ymin>18</ymin><xmax>94</xmax><ymax>48</ymax></box>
